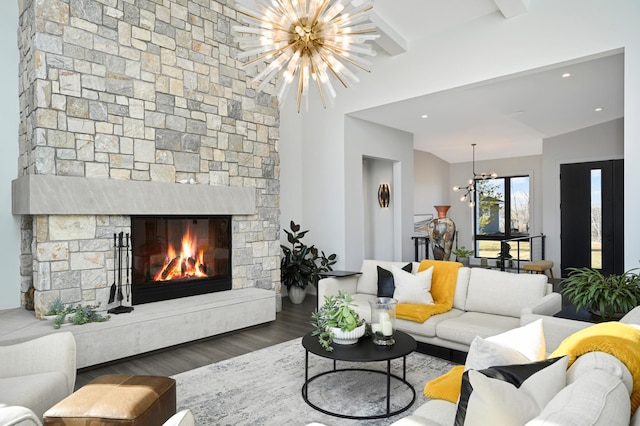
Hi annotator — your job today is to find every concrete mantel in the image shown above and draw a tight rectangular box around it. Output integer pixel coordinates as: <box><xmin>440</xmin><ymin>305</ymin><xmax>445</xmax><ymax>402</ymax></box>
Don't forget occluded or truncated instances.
<box><xmin>11</xmin><ymin>175</ymin><xmax>256</xmax><ymax>216</ymax></box>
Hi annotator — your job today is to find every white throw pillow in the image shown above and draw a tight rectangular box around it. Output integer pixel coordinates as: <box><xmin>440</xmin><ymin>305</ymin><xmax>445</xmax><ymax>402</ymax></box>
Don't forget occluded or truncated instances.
<box><xmin>455</xmin><ymin>357</ymin><xmax>568</xmax><ymax>426</ymax></box>
<box><xmin>465</xmin><ymin>337</ymin><xmax>531</xmax><ymax>371</ymax></box>
<box><xmin>392</xmin><ymin>265</ymin><xmax>434</xmax><ymax>305</ymax></box>
<box><xmin>485</xmin><ymin>318</ymin><xmax>546</xmax><ymax>361</ymax></box>
<box><xmin>465</xmin><ymin>319</ymin><xmax>546</xmax><ymax>371</ymax></box>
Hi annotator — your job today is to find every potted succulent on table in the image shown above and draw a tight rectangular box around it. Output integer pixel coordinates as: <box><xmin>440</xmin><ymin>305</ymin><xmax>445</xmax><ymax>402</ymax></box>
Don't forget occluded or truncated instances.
<box><xmin>561</xmin><ymin>267</ymin><xmax>640</xmax><ymax>321</ymax></box>
<box><xmin>311</xmin><ymin>291</ymin><xmax>365</xmax><ymax>352</ymax></box>
<box><xmin>452</xmin><ymin>246</ymin><xmax>474</xmax><ymax>267</ymax></box>
<box><xmin>281</xmin><ymin>220</ymin><xmax>336</xmax><ymax>304</ymax></box>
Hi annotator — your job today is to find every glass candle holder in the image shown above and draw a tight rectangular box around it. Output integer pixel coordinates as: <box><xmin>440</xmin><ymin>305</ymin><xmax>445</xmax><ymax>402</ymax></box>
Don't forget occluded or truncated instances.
<box><xmin>369</xmin><ymin>297</ymin><xmax>398</xmax><ymax>346</ymax></box>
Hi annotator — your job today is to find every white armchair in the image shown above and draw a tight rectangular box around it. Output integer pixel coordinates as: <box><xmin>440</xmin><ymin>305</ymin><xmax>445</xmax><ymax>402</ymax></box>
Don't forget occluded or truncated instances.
<box><xmin>0</xmin><ymin>405</ymin><xmax>42</xmax><ymax>426</ymax></box>
<box><xmin>0</xmin><ymin>332</ymin><xmax>76</xmax><ymax>419</ymax></box>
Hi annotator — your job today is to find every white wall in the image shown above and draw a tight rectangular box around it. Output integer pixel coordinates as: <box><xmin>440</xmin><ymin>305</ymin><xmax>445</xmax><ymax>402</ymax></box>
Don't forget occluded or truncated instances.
<box><xmin>344</xmin><ymin>117</ymin><xmax>414</xmax><ymax>269</ymax></box>
<box><xmin>543</xmin><ymin>118</ymin><xmax>625</xmax><ymax>277</ymax></box>
<box><xmin>279</xmin><ymin>0</ymin><xmax>640</xmax><ymax>273</ymax></box>
<box><xmin>363</xmin><ymin>158</ymin><xmax>394</xmax><ymax>260</ymax></box>
<box><xmin>413</xmin><ymin>150</ymin><xmax>450</xmax><ymax>216</ymax></box>
<box><xmin>0</xmin><ymin>1</ymin><xmax>20</xmax><ymax>309</ymax></box>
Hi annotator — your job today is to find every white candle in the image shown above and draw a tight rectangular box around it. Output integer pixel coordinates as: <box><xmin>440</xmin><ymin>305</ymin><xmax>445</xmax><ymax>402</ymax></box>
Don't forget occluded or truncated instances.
<box><xmin>381</xmin><ymin>318</ymin><xmax>393</xmax><ymax>336</ymax></box>
<box><xmin>371</xmin><ymin>323</ymin><xmax>382</xmax><ymax>334</ymax></box>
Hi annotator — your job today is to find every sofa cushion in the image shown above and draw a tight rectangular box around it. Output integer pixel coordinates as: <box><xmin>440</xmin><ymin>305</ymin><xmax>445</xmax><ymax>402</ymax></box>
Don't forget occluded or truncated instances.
<box><xmin>525</xmin><ymin>369</ymin><xmax>631</xmax><ymax>426</ymax></box>
<box><xmin>436</xmin><ymin>312</ymin><xmax>520</xmax><ymax>346</ymax></box>
<box><xmin>452</xmin><ymin>267</ymin><xmax>471</xmax><ymax>311</ymax></box>
<box><xmin>412</xmin><ymin>400</ymin><xmax>457</xmax><ymax>426</ymax></box>
<box><xmin>377</xmin><ymin>263</ymin><xmax>413</xmax><ymax>297</ymax></box>
<box><xmin>455</xmin><ymin>357</ymin><xmax>568</xmax><ymax>426</ymax></box>
<box><xmin>465</xmin><ymin>268</ymin><xmax>547</xmax><ymax>317</ymax></box>
<box><xmin>358</xmin><ymin>260</ymin><xmax>418</xmax><ymax>296</ymax></box>
<box><xmin>396</xmin><ymin>308</ymin><xmax>464</xmax><ymax>338</ymax></box>
<box><xmin>349</xmin><ymin>293</ymin><xmax>378</xmax><ymax>322</ymax></box>
<box><xmin>392</xmin><ymin>265</ymin><xmax>434</xmax><ymax>304</ymax></box>
<box><xmin>622</xmin><ymin>305</ymin><xmax>640</xmax><ymax>326</ymax></box>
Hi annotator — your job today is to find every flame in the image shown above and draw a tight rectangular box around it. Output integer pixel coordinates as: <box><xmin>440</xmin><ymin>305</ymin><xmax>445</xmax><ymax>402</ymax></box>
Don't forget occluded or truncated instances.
<box><xmin>153</xmin><ymin>227</ymin><xmax>208</xmax><ymax>281</ymax></box>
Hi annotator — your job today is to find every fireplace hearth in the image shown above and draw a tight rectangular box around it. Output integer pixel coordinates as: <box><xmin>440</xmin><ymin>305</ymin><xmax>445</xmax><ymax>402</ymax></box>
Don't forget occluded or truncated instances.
<box><xmin>131</xmin><ymin>215</ymin><xmax>232</xmax><ymax>305</ymax></box>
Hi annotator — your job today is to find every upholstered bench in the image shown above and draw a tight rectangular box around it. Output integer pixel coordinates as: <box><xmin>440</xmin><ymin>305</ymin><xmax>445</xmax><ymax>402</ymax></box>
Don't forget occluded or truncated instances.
<box><xmin>43</xmin><ymin>374</ymin><xmax>176</xmax><ymax>426</ymax></box>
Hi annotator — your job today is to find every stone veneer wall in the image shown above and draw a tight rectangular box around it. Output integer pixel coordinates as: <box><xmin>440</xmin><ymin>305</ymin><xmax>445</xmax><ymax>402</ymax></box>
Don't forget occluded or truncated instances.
<box><xmin>16</xmin><ymin>0</ymin><xmax>281</xmax><ymax>315</ymax></box>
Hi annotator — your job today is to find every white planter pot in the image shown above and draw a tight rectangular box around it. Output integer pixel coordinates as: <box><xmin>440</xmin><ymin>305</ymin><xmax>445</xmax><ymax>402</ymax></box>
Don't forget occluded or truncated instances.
<box><xmin>288</xmin><ymin>286</ymin><xmax>307</xmax><ymax>304</ymax></box>
<box><xmin>331</xmin><ymin>323</ymin><xmax>366</xmax><ymax>345</ymax></box>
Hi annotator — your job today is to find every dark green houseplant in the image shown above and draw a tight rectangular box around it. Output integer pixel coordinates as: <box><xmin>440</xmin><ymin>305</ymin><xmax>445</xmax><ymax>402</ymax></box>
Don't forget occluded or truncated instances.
<box><xmin>281</xmin><ymin>221</ymin><xmax>336</xmax><ymax>304</ymax></box>
<box><xmin>561</xmin><ymin>267</ymin><xmax>640</xmax><ymax>320</ymax></box>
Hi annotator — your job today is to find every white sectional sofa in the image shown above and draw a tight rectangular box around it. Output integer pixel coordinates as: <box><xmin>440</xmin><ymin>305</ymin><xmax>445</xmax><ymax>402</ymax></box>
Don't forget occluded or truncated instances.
<box><xmin>318</xmin><ymin>259</ymin><xmax>562</xmax><ymax>352</ymax></box>
<box><xmin>392</xmin><ymin>308</ymin><xmax>640</xmax><ymax>426</ymax></box>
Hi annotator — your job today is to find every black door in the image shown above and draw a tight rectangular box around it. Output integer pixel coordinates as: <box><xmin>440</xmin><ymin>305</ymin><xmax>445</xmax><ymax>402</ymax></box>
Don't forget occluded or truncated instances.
<box><xmin>560</xmin><ymin>160</ymin><xmax>624</xmax><ymax>276</ymax></box>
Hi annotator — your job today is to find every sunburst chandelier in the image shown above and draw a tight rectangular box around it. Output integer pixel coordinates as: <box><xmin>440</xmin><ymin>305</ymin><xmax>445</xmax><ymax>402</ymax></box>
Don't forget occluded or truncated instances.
<box><xmin>233</xmin><ymin>0</ymin><xmax>379</xmax><ymax>112</ymax></box>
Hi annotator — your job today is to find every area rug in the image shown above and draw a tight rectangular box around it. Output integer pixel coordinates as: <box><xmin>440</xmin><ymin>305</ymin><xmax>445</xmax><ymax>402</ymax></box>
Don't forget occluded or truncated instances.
<box><xmin>172</xmin><ymin>338</ymin><xmax>455</xmax><ymax>426</ymax></box>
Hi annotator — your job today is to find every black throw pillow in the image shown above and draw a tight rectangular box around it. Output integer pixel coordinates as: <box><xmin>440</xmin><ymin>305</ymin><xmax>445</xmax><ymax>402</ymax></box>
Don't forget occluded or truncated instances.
<box><xmin>376</xmin><ymin>263</ymin><xmax>412</xmax><ymax>297</ymax></box>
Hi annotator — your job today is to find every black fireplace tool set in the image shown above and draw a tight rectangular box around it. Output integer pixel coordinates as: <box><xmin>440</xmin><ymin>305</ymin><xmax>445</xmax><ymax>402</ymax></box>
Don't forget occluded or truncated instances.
<box><xmin>108</xmin><ymin>232</ymin><xmax>134</xmax><ymax>314</ymax></box>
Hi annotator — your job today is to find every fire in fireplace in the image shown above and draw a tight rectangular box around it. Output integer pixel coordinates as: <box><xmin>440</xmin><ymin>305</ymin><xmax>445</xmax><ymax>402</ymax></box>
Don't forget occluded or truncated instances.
<box><xmin>131</xmin><ymin>215</ymin><xmax>232</xmax><ymax>304</ymax></box>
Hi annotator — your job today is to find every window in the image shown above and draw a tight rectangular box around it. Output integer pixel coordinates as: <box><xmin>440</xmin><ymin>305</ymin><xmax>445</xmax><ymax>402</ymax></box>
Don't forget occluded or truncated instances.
<box><xmin>591</xmin><ymin>169</ymin><xmax>602</xmax><ymax>269</ymax></box>
<box><xmin>474</xmin><ymin>176</ymin><xmax>530</xmax><ymax>259</ymax></box>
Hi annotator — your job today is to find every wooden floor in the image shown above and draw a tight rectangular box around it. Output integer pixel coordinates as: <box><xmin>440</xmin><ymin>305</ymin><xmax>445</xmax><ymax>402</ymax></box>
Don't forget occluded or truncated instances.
<box><xmin>75</xmin><ymin>295</ymin><xmax>317</xmax><ymax>389</ymax></box>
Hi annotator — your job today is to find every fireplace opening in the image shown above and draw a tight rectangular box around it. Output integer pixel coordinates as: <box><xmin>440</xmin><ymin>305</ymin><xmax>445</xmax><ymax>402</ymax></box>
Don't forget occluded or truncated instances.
<box><xmin>131</xmin><ymin>215</ymin><xmax>232</xmax><ymax>305</ymax></box>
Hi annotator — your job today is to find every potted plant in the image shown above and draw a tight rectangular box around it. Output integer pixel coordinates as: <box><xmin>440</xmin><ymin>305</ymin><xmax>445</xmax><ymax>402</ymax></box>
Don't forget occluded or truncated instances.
<box><xmin>311</xmin><ymin>291</ymin><xmax>365</xmax><ymax>351</ymax></box>
<box><xmin>453</xmin><ymin>246</ymin><xmax>474</xmax><ymax>267</ymax></box>
<box><xmin>561</xmin><ymin>267</ymin><xmax>640</xmax><ymax>320</ymax></box>
<box><xmin>281</xmin><ymin>220</ymin><xmax>336</xmax><ymax>304</ymax></box>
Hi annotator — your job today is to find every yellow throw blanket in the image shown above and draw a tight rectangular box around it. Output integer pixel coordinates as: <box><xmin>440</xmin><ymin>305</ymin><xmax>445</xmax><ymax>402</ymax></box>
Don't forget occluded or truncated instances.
<box><xmin>550</xmin><ymin>321</ymin><xmax>640</xmax><ymax>414</ymax></box>
<box><xmin>396</xmin><ymin>260</ymin><xmax>462</xmax><ymax>323</ymax></box>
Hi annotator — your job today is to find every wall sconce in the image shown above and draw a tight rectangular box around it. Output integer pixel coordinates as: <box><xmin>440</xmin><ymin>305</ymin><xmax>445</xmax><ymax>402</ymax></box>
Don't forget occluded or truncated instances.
<box><xmin>378</xmin><ymin>184</ymin><xmax>390</xmax><ymax>208</ymax></box>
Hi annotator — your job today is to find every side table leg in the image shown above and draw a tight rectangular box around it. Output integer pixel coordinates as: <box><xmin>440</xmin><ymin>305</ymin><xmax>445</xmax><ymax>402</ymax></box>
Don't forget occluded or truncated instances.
<box><xmin>386</xmin><ymin>359</ymin><xmax>391</xmax><ymax>416</ymax></box>
<box><xmin>403</xmin><ymin>355</ymin><xmax>407</xmax><ymax>380</ymax></box>
<box><xmin>304</xmin><ymin>350</ymin><xmax>309</xmax><ymax>399</ymax></box>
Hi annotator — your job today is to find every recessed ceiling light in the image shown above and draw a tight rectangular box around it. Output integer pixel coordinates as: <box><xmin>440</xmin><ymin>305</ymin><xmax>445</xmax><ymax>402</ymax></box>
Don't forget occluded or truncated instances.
<box><xmin>421</xmin><ymin>114</ymin><xmax>428</xmax><ymax>119</ymax></box>
<box><xmin>595</xmin><ymin>107</ymin><xmax>603</xmax><ymax>112</ymax></box>
<box><xmin>562</xmin><ymin>72</ymin><xmax>571</xmax><ymax>78</ymax></box>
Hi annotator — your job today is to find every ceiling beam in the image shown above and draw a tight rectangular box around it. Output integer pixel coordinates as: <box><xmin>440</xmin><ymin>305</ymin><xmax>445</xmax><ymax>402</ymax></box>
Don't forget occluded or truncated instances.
<box><xmin>371</xmin><ymin>12</ymin><xmax>408</xmax><ymax>57</ymax></box>
<box><xmin>494</xmin><ymin>0</ymin><xmax>529</xmax><ymax>19</ymax></box>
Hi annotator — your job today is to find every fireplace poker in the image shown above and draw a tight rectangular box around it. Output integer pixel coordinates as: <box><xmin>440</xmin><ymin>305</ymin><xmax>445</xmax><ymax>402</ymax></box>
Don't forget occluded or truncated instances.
<box><xmin>108</xmin><ymin>233</ymin><xmax>117</xmax><ymax>304</ymax></box>
<box><xmin>117</xmin><ymin>231</ymin><xmax>124</xmax><ymax>302</ymax></box>
<box><xmin>125</xmin><ymin>233</ymin><xmax>130</xmax><ymax>302</ymax></box>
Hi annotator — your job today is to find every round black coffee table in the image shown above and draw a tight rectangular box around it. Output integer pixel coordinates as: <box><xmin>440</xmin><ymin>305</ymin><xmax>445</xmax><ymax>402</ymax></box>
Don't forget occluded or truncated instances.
<box><xmin>301</xmin><ymin>330</ymin><xmax>417</xmax><ymax>420</ymax></box>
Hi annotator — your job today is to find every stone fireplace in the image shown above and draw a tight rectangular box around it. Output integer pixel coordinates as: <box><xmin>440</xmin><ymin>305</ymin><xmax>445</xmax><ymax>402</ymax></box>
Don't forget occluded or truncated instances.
<box><xmin>13</xmin><ymin>0</ymin><xmax>281</xmax><ymax>317</ymax></box>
